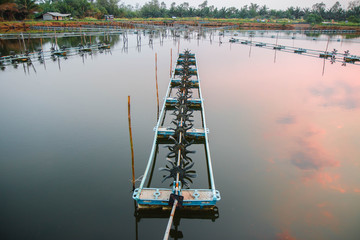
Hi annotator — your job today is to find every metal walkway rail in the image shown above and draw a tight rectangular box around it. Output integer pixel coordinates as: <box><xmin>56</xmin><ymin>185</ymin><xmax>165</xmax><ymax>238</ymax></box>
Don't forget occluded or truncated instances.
<box><xmin>132</xmin><ymin>51</ymin><xmax>220</xmax><ymax>238</ymax></box>
<box><xmin>229</xmin><ymin>37</ymin><xmax>360</xmax><ymax>65</ymax></box>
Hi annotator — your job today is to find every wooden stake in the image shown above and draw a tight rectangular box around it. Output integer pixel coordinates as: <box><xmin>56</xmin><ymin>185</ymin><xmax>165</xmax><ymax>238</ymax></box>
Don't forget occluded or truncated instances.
<box><xmin>21</xmin><ymin>33</ymin><xmax>27</xmax><ymax>52</ymax></box>
<box><xmin>54</xmin><ymin>30</ymin><xmax>58</xmax><ymax>50</ymax></box>
<box><xmin>170</xmin><ymin>48</ymin><xmax>172</xmax><ymax>77</ymax></box>
<box><xmin>177</xmin><ymin>40</ymin><xmax>180</xmax><ymax>55</ymax></box>
<box><xmin>163</xmin><ymin>199</ymin><xmax>178</xmax><ymax>240</ymax></box>
<box><xmin>155</xmin><ymin>53</ymin><xmax>160</xmax><ymax>121</ymax></box>
<box><xmin>80</xmin><ymin>28</ymin><xmax>83</xmax><ymax>45</ymax></box>
<box><xmin>322</xmin><ymin>37</ymin><xmax>330</xmax><ymax>76</ymax></box>
<box><xmin>128</xmin><ymin>96</ymin><xmax>135</xmax><ymax>190</ymax></box>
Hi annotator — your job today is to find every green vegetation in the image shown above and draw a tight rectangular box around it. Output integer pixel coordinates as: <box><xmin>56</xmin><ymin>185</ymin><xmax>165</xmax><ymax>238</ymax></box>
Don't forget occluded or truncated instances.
<box><xmin>0</xmin><ymin>0</ymin><xmax>360</xmax><ymax>24</ymax></box>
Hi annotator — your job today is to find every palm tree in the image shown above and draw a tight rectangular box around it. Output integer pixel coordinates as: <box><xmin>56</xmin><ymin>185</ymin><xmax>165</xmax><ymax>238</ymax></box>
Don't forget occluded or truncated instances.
<box><xmin>249</xmin><ymin>3</ymin><xmax>259</xmax><ymax>18</ymax></box>
<box><xmin>16</xmin><ymin>0</ymin><xmax>38</xmax><ymax>19</ymax></box>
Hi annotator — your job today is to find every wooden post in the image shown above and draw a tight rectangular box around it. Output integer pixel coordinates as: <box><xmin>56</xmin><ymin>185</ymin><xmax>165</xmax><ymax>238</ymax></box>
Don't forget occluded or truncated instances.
<box><xmin>322</xmin><ymin>37</ymin><xmax>330</xmax><ymax>76</ymax></box>
<box><xmin>128</xmin><ymin>96</ymin><xmax>135</xmax><ymax>190</ymax></box>
<box><xmin>80</xmin><ymin>27</ymin><xmax>83</xmax><ymax>45</ymax></box>
<box><xmin>177</xmin><ymin>40</ymin><xmax>180</xmax><ymax>55</ymax></box>
<box><xmin>54</xmin><ymin>30</ymin><xmax>58</xmax><ymax>50</ymax></box>
<box><xmin>163</xmin><ymin>199</ymin><xmax>178</xmax><ymax>240</ymax></box>
<box><xmin>170</xmin><ymin>48</ymin><xmax>172</xmax><ymax>77</ymax></box>
<box><xmin>155</xmin><ymin>53</ymin><xmax>160</xmax><ymax>121</ymax></box>
<box><xmin>21</xmin><ymin>33</ymin><xmax>27</xmax><ymax>52</ymax></box>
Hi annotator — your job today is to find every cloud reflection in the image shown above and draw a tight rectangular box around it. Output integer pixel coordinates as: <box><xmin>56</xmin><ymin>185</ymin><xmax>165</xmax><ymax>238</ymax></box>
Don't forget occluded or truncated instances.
<box><xmin>291</xmin><ymin>131</ymin><xmax>339</xmax><ymax>171</ymax></box>
<box><xmin>310</xmin><ymin>81</ymin><xmax>360</xmax><ymax>110</ymax></box>
<box><xmin>277</xmin><ymin>114</ymin><xmax>296</xmax><ymax>125</ymax></box>
<box><xmin>275</xmin><ymin>117</ymin><xmax>344</xmax><ymax>193</ymax></box>
<box><xmin>276</xmin><ymin>230</ymin><xmax>297</xmax><ymax>240</ymax></box>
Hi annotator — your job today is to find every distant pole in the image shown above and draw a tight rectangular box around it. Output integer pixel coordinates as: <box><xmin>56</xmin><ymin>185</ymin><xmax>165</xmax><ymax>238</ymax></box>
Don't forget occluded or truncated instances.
<box><xmin>274</xmin><ymin>32</ymin><xmax>279</xmax><ymax>63</ymax></box>
<box><xmin>170</xmin><ymin>48</ymin><xmax>172</xmax><ymax>77</ymax></box>
<box><xmin>40</xmin><ymin>35</ymin><xmax>43</xmax><ymax>51</ymax></box>
<box><xmin>21</xmin><ymin>33</ymin><xmax>27</xmax><ymax>52</ymax></box>
<box><xmin>80</xmin><ymin>27</ymin><xmax>83</xmax><ymax>45</ymax></box>
<box><xmin>322</xmin><ymin>37</ymin><xmax>330</xmax><ymax>76</ymax></box>
<box><xmin>128</xmin><ymin>96</ymin><xmax>135</xmax><ymax>190</ymax></box>
<box><xmin>155</xmin><ymin>53</ymin><xmax>160</xmax><ymax>121</ymax></box>
<box><xmin>177</xmin><ymin>40</ymin><xmax>180</xmax><ymax>55</ymax></box>
<box><xmin>54</xmin><ymin>30</ymin><xmax>58</xmax><ymax>50</ymax></box>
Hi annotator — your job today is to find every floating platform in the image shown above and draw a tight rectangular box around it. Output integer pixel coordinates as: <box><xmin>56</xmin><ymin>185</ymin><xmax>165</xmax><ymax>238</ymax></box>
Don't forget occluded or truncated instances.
<box><xmin>51</xmin><ymin>50</ymin><xmax>67</xmax><ymax>56</ymax></box>
<box><xmin>344</xmin><ymin>56</ymin><xmax>360</xmax><ymax>63</ymax></box>
<box><xmin>255</xmin><ymin>43</ymin><xmax>266</xmax><ymax>47</ymax></box>
<box><xmin>294</xmin><ymin>48</ymin><xmax>306</xmax><ymax>54</ymax></box>
<box><xmin>165</xmin><ymin>97</ymin><xmax>202</xmax><ymax>109</ymax></box>
<box><xmin>174</xmin><ymin>68</ymin><xmax>197</xmax><ymax>75</ymax></box>
<box><xmin>133</xmin><ymin>188</ymin><xmax>220</xmax><ymax>207</ymax></box>
<box><xmin>79</xmin><ymin>48</ymin><xmax>92</xmax><ymax>52</ymax></box>
<box><xmin>319</xmin><ymin>52</ymin><xmax>332</xmax><ymax>59</ymax></box>
<box><xmin>11</xmin><ymin>56</ymin><xmax>30</xmax><ymax>63</ymax></box>
<box><xmin>157</xmin><ymin>127</ymin><xmax>207</xmax><ymax>144</ymax></box>
<box><xmin>98</xmin><ymin>44</ymin><xmax>110</xmax><ymax>49</ymax></box>
<box><xmin>171</xmin><ymin>79</ymin><xmax>199</xmax><ymax>88</ymax></box>
<box><xmin>273</xmin><ymin>45</ymin><xmax>285</xmax><ymax>50</ymax></box>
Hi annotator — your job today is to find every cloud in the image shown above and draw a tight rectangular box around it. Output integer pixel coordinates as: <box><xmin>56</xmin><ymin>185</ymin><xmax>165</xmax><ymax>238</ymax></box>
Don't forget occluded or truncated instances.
<box><xmin>302</xmin><ymin>172</ymin><xmax>339</xmax><ymax>184</ymax></box>
<box><xmin>276</xmin><ymin>230</ymin><xmax>297</xmax><ymax>240</ymax></box>
<box><xmin>291</xmin><ymin>137</ymin><xmax>339</xmax><ymax>171</ymax></box>
<box><xmin>277</xmin><ymin>114</ymin><xmax>296</xmax><ymax>125</ymax></box>
<box><xmin>301</xmin><ymin>171</ymin><xmax>347</xmax><ymax>193</ymax></box>
<box><xmin>287</xmin><ymin>125</ymin><xmax>344</xmax><ymax>193</ymax></box>
<box><xmin>310</xmin><ymin>81</ymin><xmax>360</xmax><ymax>110</ymax></box>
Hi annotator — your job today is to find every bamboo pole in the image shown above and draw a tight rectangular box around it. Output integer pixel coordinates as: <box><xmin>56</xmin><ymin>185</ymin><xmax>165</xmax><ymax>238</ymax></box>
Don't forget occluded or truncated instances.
<box><xmin>155</xmin><ymin>53</ymin><xmax>160</xmax><ymax>121</ymax></box>
<box><xmin>54</xmin><ymin>30</ymin><xmax>58</xmax><ymax>50</ymax></box>
<box><xmin>163</xmin><ymin>199</ymin><xmax>178</xmax><ymax>240</ymax></box>
<box><xmin>128</xmin><ymin>96</ymin><xmax>135</xmax><ymax>190</ymax></box>
<box><xmin>21</xmin><ymin>33</ymin><xmax>27</xmax><ymax>52</ymax></box>
<box><xmin>170</xmin><ymin>48</ymin><xmax>172</xmax><ymax>77</ymax></box>
<box><xmin>177</xmin><ymin>40</ymin><xmax>180</xmax><ymax>55</ymax></box>
<box><xmin>274</xmin><ymin>32</ymin><xmax>279</xmax><ymax>63</ymax></box>
<box><xmin>80</xmin><ymin>28</ymin><xmax>83</xmax><ymax>45</ymax></box>
<box><xmin>322</xmin><ymin>37</ymin><xmax>330</xmax><ymax>76</ymax></box>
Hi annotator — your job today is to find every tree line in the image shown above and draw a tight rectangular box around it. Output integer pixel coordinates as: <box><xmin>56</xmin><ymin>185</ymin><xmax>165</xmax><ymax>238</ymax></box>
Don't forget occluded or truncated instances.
<box><xmin>0</xmin><ymin>0</ymin><xmax>359</xmax><ymax>23</ymax></box>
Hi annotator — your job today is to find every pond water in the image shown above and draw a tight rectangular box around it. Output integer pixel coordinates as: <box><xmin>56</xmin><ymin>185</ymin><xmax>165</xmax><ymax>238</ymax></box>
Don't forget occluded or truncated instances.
<box><xmin>1</xmin><ymin>30</ymin><xmax>360</xmax><ymax>240</ymax></box>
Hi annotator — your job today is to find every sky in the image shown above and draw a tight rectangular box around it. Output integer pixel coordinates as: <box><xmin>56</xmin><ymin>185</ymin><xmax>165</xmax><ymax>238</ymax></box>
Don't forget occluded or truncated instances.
<box><xmin>121</xmin><ymin>0</ymin><xmax>353</xmax><ymax>10</ymax></box>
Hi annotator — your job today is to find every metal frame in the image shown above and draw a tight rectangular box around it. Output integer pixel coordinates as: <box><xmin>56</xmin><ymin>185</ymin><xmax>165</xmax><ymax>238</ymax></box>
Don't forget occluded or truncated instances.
<box><xmin>133</xmin><ymin>53</ymin><xmax>220</xmax><ymax>208</ymax></box>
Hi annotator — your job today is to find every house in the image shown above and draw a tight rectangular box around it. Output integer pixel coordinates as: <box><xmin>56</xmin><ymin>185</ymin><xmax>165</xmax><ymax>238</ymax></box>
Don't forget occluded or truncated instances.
<box><xmin>43</xmin><ymin>12</ymin><xmax>71</xmax><ymax>21</ymax></box>
<box><xmin>104</xmin><ymin>15</ymin><xmax>114</xmax><ymax>21</ymax></box>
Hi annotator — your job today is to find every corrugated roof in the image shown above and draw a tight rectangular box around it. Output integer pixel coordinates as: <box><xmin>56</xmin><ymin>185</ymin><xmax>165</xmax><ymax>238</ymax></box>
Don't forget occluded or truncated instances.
<box><xmin>45</xmin><ymin>12</ymin><xmax>71</xmax><ymax>17</ymax></box>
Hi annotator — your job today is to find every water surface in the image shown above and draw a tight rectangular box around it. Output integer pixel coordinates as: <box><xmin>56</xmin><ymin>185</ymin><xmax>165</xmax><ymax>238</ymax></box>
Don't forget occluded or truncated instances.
<box><xmin>1</xmin><ymin>30</ymin><xmax>360</xmax><ymax>240</ymax></box>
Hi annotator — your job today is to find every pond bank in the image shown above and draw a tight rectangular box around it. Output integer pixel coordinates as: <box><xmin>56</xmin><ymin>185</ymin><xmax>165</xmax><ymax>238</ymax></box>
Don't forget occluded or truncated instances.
<box><xmin>1</xmin><ymin>20</ymin><xmax>359</xmax><ymax>32</ymax></box>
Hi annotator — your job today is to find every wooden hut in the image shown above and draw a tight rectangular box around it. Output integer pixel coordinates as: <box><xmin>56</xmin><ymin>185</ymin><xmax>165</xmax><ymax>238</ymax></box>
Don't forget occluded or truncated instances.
<box><xmin>43</xmin><ymin>12</ymin><xmax>71</xmax><ymax>21</ymax></box>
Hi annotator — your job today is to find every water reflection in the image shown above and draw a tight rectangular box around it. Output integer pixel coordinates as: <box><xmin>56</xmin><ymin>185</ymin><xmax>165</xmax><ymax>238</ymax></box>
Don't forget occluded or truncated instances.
<box><xmin>134</xmin><ymin>205</ymin><xmax>219</xmax><ymax>240</ymax></box>
<box><xmin>0</xmin><ymin>28</ymin><xmax>360</xmax><ymax>240</ymax></box>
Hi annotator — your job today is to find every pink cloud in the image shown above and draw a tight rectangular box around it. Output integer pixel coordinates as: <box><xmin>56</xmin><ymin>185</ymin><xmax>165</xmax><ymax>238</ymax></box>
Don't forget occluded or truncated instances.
<box><xmin>276</xmin><ymin>230</ymin><xmax>298</xmax><ymax>240</ymax></box>
<box><xmin>302</xmin><ymin>172</ymin><xmax>347</xmax><ymax>193</ymax></box>
<box><xmin>317</xmin><ymin>202</ymin><xmax>328</xmax><ymax>208</ymax></box>
<box><xmin>302</xmin><ymin>172</ymin><xmax>339</xmax><ymax>185</ymax></box>
<box><xmin>310</xmin><ymin>81</ymin><xmax>360</xmax><ymax>110</ymax></box>
<box><xmin>291</xmin><ymin>137</ymin><xmax>339</xmax><ymax>171</ymax></box>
